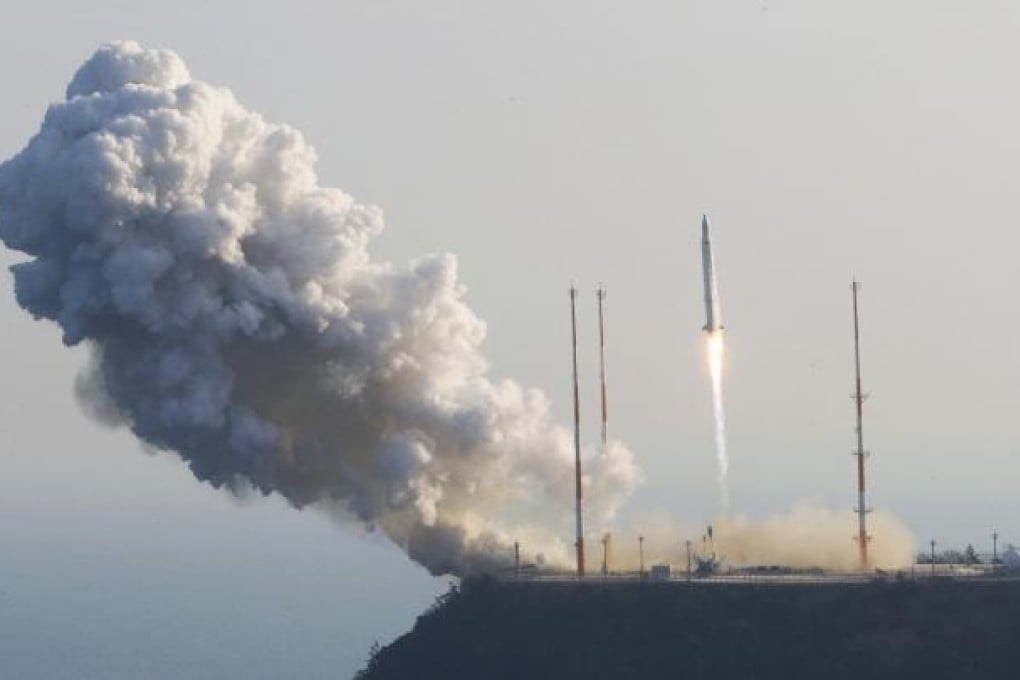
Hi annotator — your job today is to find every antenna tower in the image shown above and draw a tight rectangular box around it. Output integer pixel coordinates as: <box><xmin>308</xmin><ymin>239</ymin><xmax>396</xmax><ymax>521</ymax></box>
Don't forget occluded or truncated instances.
<box><xmin>851</xmin><ymin>278</ymin><xmax>871</xmax><ymax>570</ymax></box>
<box><xmin>570</xmin><ymin>286</ymin><xmax>585</xmax><ymax>577</ymax></box>
<box><xmin>597</xmin><ymin>286</ymin><xmax>608</xmax><ymax>449</ymax></box>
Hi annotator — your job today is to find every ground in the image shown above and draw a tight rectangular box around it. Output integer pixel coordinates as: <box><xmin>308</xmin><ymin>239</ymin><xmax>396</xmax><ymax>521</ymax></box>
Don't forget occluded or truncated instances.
<box><xmin>358</xmin><ymin>575</ymin><xmax>1020</xmax><ymax>679</ymax></box>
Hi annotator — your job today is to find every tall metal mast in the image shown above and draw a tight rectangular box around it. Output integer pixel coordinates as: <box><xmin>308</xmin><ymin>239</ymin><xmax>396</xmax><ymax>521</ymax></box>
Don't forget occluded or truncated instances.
<box><xmin>601</xmin><ymin>533</ymin><xmax>611</xmax><ymax>577</ymax></box>
<box><xmin>851</xmin><ymin>277</ymin><xmax>871</xmax><ymax>570</ymax></box>
<box><xmin>570</xmin><ymin>286</ymin><xmax>585</xmax><ymax>577</ymax></box>
<box><xmin>597</xmin><ymin>286</ymin><xmax>609</xmax><ymax>450</ymax></box>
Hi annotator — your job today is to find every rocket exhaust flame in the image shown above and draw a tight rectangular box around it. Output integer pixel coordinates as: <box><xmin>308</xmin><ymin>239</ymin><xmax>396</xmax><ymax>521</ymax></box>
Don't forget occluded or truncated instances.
<box><xmin>0</xmin><ymin>42</ymin><xmax>640</xmax><ymax>578</ymax></box>
<box><xmin>706</xmin><ymin>331</ymin><xmax>729</xmax><ymax>514</ymax></box>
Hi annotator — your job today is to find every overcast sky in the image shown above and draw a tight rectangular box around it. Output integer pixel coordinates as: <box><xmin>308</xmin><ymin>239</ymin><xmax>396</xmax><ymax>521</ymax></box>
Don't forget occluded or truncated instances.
<box><xmin>3</xmin><ymin>2</ymin><xmax>1020</xmax><ymax>677</ymax></box>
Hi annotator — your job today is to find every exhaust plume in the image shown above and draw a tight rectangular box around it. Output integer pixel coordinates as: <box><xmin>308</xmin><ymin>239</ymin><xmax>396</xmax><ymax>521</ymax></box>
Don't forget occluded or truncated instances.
<box><xmin>706</xmin><ymin>331</ymin><xmax>729</xmax><ymax>513</ymax></box>
<box><xmin>0</xmin><ymin>41</ymin><xmax>640</xmax><ymax>576</ymax></box>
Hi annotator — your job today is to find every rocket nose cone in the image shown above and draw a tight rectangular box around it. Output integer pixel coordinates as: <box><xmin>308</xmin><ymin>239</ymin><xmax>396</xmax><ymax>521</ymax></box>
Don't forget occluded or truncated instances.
<box><xmin>702</xmin><ymin>214</ymin><xmax>710</xmax><ymax>239</ymax></box>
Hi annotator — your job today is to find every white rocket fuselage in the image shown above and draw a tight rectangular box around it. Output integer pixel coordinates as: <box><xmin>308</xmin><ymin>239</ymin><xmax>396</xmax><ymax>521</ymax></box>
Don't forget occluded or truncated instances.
<box><xmin>701</xmin><ymin>215</ymin><xmax>723</xmax><ymax>334</ymax></box>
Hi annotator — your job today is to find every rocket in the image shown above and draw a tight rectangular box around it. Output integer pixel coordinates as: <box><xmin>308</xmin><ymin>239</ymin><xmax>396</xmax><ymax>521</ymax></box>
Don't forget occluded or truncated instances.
<box><xmin>701</xmin><ymin>214</ymin><xmax>724</xmax><ymax>334</ymax></box>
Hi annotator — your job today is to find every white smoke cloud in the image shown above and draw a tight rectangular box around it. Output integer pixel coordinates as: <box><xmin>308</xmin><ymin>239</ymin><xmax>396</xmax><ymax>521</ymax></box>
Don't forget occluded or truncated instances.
<box><xmin>0</xmin><ymin>41</ymin><xmax>640</xmax><ymax>576</ymax></box>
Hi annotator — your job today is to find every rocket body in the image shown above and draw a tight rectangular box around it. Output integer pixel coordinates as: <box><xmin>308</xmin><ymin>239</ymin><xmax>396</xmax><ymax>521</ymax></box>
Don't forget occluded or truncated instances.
<box><xmin>701</xmin><ymin>215</ymin><xmax>724</xmax><ymax>334</ymax></box>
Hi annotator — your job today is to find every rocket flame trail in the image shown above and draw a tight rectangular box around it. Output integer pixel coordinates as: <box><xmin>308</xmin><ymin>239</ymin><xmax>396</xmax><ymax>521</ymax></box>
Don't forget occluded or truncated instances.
<box><xmin>706</xmin><ymin>331</ymin><xmax>729</xmax><ymax>514</ymax></box>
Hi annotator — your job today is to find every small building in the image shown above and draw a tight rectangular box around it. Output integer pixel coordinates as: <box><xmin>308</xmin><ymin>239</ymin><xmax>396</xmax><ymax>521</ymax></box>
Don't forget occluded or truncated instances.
<box><xmin>650</xmin><ymin>564</ymin><xmax>671</xmax><ymax>580</ymax></box>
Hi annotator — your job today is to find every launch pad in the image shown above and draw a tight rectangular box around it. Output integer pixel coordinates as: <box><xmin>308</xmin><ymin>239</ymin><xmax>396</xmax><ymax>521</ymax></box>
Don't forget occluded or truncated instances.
<box><xmin>500</xmin><ymin>563</ymin><xmax>1015</xmax><ymax>586</ymax></box>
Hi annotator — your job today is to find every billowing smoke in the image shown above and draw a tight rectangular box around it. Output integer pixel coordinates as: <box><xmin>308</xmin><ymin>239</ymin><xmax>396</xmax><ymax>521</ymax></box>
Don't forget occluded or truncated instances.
<box><xmin>0</xmin><ymin>41</ymin><xmax>640</xmax><ymax>576</ymax></box>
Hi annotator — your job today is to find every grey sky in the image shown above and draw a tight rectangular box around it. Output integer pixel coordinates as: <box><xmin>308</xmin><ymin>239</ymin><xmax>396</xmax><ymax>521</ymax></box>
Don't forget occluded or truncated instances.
<box><xmin>2</xmin><ymin>2</ymin><xmax>1020</xmax><ymax>677</ymax></box>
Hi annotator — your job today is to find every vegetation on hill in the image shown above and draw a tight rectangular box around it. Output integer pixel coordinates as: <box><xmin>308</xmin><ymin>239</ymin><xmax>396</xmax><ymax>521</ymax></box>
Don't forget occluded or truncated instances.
<box><xmin>358</xmin><ymin>576</ymin><xmax>1020</xmax><ymax>679</ymax></box>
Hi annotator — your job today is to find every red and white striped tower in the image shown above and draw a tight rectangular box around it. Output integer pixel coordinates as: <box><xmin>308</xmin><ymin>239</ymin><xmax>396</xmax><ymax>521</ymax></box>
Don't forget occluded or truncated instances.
<box><xmin>569</xmin><ymin>285</ymin><xmax>585</xmax><ymax>577</ymax></box>
<box><xmin>851</xmin><ymin>277</ymin><xmax>871</xmax><ymax>570</ymax></box>
<box><xmin>597</xmin><ymin>286</ymin><xmax>608</xmax><ymax>451</ymax></box>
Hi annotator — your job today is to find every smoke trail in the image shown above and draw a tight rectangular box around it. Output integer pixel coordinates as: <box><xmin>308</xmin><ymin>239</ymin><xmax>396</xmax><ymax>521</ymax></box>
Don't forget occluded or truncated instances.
<box><xmin>706</xmin><ymin>331</ymin><xmax>728</xmax><ymax>514</ymax></box>
<box><xmin>0</xmin><ymin>41</ymin><xmax>640</xmax><ymax>577</ymax></box>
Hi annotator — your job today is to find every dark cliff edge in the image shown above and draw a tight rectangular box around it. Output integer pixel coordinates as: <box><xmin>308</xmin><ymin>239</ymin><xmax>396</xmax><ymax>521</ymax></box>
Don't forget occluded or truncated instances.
<box><xmin>357</xmin><ymin>577</ymin><xmax>1020</xmax><ymax>679</ymax></box>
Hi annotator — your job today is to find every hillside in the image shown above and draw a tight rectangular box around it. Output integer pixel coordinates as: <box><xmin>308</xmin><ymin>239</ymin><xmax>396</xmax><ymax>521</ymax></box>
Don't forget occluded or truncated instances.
<box><xmin>357</xmin><ymin>576</ymin><xmax>1020</xmax><ymax>679</ymax></box>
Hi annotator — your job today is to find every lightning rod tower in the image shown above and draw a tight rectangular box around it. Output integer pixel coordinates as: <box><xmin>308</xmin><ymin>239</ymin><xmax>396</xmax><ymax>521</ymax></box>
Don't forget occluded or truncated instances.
<box><xmin>570</xmin><ymin>285</ymin><xmax>586</xmax><ymax>577</ymax></box>
<box><xmin>851</xmin><ymin>277</ymin><xmax>871</xmax><ymax>570</ymax></box>
<box><xmin>597</xmin><ymin>286</ymin><xmax>609</xmax><ymax>450</ymax></box>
